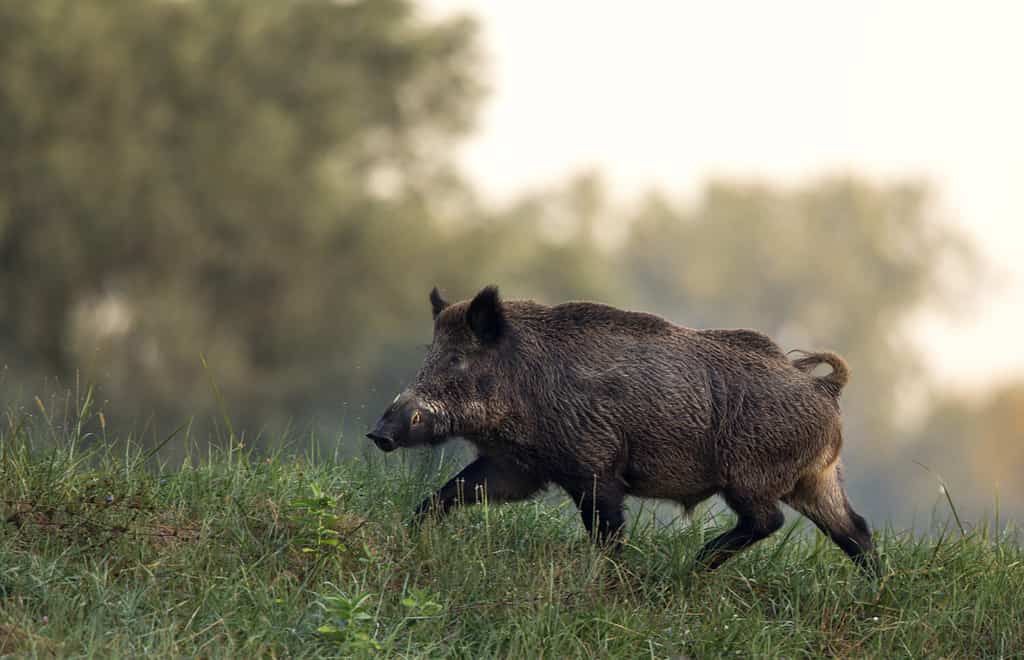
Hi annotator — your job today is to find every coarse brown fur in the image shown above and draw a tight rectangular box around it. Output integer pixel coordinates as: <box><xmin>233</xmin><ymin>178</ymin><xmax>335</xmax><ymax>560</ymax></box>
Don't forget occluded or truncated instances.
<box><xmin>368</xmin><ymin>286</ymin><xmax>877</xmax><ymax>573</ymax></box>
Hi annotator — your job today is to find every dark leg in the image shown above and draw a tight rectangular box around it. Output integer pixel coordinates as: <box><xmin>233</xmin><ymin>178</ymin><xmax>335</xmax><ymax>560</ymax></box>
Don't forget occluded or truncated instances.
<box><xmin>566</xmin><ymin>480</ymin><xmax>626</xmax><ymax>546</ymax></box>
<box><xmin>840</xmin><ymin>506</ymin><xmax>879</xmax><ymax>575</ymax></box>
<box><xmin>783</xmin><ymin>465</ymin><xmax>879</xmax><ymax>575</ymax></box>
<box><xmin>694</xmin><ymin>490</ymin><xmax>785</xmax><ymax>570</ymax></box>
<box><xmin>800</xmin><ymin>503</ymin><xmax>878</xmax><ymax>575</ymax></box>
<box><xmin>412</xmin><ymin>456</ymin><xmax>545</xmax><ymax>522</ymax></box>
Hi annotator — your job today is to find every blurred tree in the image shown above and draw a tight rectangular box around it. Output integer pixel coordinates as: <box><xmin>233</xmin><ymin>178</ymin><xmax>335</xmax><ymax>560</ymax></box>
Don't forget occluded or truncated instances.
<box><xmin>0</xmin><ymin>0</ymin><xmax>481</xmax><ymax>428</ymax></box>
<box><xmin>972</xmin><ymin>384</ymin><xmax>1024</xmax><ymax>495</ymax></box>
<box><xmin>896</xmin><ymin>383</ymin><xmax>1024</xmax><ymax>525</ymax></box>
<box><xmin>447</xmin><ymin>172</ymin><xmax>625</xmax><ymax>304</ymax></box>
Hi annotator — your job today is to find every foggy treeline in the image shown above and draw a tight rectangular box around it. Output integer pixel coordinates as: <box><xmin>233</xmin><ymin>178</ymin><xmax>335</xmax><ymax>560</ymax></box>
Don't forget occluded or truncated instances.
<box><xmin>1</xmin><ymin>1</ymin><xmax>1020</xmax><ymax>527</ymax></box>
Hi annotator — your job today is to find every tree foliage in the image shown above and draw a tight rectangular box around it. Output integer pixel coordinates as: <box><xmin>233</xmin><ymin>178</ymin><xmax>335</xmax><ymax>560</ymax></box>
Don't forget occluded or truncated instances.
<box><xmin>0</xmin><ymin>0</ymin><xmax>481</xmax><ymax>425</ymax></box>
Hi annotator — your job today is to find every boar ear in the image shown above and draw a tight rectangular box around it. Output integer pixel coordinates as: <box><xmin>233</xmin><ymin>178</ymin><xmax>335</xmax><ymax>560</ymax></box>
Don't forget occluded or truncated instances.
<box><xmin>429</xmin><ymin>286</ymin><xmax>449</xmax><ymax>319</ymax></box>
<box><xmin>467</xmin><ymin>285</ymin><xmax>505</xmax><ymax>344</ymax></box>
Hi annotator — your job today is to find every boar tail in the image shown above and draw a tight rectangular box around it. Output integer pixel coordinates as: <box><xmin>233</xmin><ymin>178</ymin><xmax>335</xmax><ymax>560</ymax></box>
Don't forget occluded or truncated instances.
<box><xmin>789</xmin><ymin>350</ymin><xmax>849</xmax><ymax>397</ymax></box>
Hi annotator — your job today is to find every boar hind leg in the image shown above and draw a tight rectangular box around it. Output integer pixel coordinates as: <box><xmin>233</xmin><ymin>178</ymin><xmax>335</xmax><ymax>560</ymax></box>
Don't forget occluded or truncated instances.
<box><xmin>413</xmin><ymin>456</ymin><xmax>545</xmax><ymax>522</ymax></box>
<box><xmin>693</xmin><ymin>490</ymin><xmax>785</xmax><ymax>571</ymax></box>
<box><xmin>784</xmin><ymin>463</ymin><xmax>877</xmax><ymax>574</ymax></box>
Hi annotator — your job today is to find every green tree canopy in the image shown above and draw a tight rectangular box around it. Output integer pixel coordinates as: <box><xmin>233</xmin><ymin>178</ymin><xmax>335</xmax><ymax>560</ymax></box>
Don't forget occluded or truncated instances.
<box><xmin>1</xmin><ymin>0</ymin><xmax>481</xmax><ymax>427</ymax></box>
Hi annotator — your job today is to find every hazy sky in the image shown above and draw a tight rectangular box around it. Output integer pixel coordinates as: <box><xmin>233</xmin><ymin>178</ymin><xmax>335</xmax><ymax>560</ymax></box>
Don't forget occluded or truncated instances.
<box><xmin>424</xmin><ymin>1</ymin><xmax>1024</xmax><ymax>391</ymax></box>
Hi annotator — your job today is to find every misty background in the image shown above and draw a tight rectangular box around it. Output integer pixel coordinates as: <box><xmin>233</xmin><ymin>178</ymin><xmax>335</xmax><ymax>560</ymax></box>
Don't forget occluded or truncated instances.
<box><xmin>1</xmin><ymin>1</ymin><xmax>1021</xmax><ymax>530</ymax></box>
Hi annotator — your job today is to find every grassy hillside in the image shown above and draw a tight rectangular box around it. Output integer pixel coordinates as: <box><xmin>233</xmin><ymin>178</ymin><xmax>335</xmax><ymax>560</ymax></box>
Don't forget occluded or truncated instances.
<box><xmin>1</xmin><ymin>412</ymin><xmax>1022</xmax><ymax>658</ymax></box>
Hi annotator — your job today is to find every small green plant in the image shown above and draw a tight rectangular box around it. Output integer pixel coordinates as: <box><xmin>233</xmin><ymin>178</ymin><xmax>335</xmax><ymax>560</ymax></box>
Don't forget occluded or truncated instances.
<box><xmin>315</xmin><ymin>588</ymin><xmax>380</xmax><ymax>651</ymax></box>
<box><xmin>400</xmin><ymin>586</ymin><xmax>444</xmax><ymax>620</ymax></box>
<box><xmin>312</xmin><ymin>585</ymin><xmax>444</xmax><ymax>653</ymax></box>
<box><xmin>289</xmin><ymin>483</ymin><xmax>345</xmax><ymax>556</ymax></box>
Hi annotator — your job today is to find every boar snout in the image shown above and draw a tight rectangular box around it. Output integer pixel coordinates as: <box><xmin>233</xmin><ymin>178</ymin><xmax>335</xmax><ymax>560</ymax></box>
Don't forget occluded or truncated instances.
<box><xmin>366</xmin><ymin>428</ymin><xmax>398</xmax><ymax>452</ymax></box>
<box><xmin>367</xmin><ymin>392</ymin><xmax>435</xmax><ymax>452</ymax></box>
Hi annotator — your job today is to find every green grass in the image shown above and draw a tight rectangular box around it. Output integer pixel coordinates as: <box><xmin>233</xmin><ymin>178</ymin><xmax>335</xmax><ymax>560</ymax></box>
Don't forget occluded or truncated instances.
<box><xmin>2</xmin><ymin>409</ymin><xmax>1022</xmax><ymax>658</ymax></box>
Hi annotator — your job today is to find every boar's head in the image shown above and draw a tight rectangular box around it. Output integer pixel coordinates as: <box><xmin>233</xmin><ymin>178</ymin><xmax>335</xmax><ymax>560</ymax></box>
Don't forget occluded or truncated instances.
<box><xmin>367</xmin><ymin>285</ymin><xmax>514</xmax><ymax>452</ymax></box>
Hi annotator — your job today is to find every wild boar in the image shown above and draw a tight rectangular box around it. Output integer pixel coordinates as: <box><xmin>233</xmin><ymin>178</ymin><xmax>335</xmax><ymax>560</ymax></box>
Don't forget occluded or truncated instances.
<box><xmin>367</xmin><ymin>286</ymin><xmax>876</xmax><ymax>572</ymax></box>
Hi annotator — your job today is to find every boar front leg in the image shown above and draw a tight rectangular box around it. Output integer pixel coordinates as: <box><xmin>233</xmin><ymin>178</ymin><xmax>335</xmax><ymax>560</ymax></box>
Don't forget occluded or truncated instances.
<box><xmin>566</xmin><ymin>480</ymin><xmax>626</xmax><ymax>546</ymax></box>
<box><xmin>412</xmin><ymin>456</ymin><xmax>545</xmax><ymax>523</ymax></box>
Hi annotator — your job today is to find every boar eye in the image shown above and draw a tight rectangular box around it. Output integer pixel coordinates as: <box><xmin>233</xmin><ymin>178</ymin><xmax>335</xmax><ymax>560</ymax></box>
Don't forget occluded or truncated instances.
<box><xmin>448</xmin><ymin>355</ymin><xmax>463</xmax><ymax>368</ymax></box>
